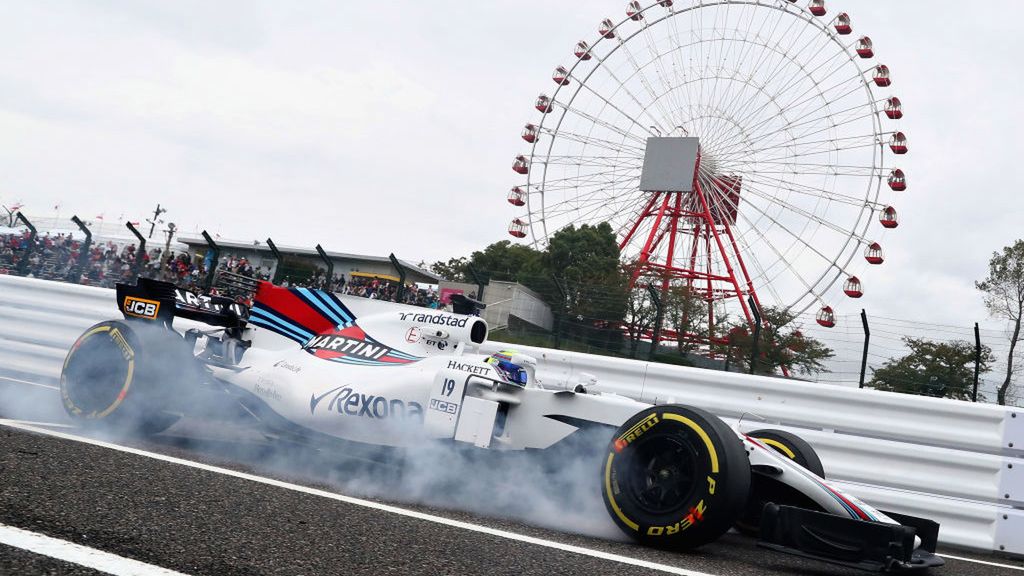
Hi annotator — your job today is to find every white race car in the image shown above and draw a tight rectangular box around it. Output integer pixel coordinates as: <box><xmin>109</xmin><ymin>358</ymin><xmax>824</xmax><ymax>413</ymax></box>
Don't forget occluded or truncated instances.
<box><xmin>59</xmin><ymin>277</ymin><xmax>943</xmax><ymax>572</ymax></box>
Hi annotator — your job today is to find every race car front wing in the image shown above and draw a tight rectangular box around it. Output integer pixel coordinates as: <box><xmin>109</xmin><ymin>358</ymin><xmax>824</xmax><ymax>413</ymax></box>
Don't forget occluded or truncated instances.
<box><xmin>759</xmin><ymin>504</ymin><xmax>944</xmax><ymax>572</ymax></box>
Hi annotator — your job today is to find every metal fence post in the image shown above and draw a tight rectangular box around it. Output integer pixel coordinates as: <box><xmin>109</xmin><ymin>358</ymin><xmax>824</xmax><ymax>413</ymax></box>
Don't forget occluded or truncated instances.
<box><xmin>201</xmin><ymin>231</ymin><xmax>219</xmax><ymax>291</ymax></box>
<box><xmin>125</xmin><ymin>222</ymin><xmax>146</xmax><ymax>279</ymax></box>
<box><xmin>973</xmin><ymin>322</ymin><xmax>981</xmax><ymax>402</ymax></box>
<box><xmin>389</xmin><ymin>253</ymin><xmax>407</xmax><ymax>302</ymax></box>
<box><xmin>467</xmin><ymin>263</ymin><xmax>487</xmax><ymax>301</ymax></box>
<box><xmin>859</xmin><ymin>309</ymin><xmax>870</xmax><ymax>388</ymax></box>
<box><xmin>14</xmin><ymin>212</ymin><xmax>36</xmax><ymax>276</ymax></box>
<box><xmin>266</xmin><ymin>238</ymin><xmax>283</xmax><ymax>284</ymax></box>
<box><xmin>315</xmin><ymin>244</ymin><xmax>333</xmax><ymax>289</ymax></box>
<box><xmin>69</xmin><ymin>215</ymin><xmax>92</xmax><ymax>282</ymax></box>
<box><xmin>748</xmin><ymin>296</ymin><xmax>761</xmax><ymax>375</ymax></box>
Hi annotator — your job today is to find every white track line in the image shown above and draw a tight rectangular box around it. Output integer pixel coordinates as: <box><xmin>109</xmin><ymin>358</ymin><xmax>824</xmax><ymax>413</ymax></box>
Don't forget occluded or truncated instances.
<box><xmin>0</xmin><ymin>523</ymin><xmax>191</xmax><ymax>576</ymax></box>
<box><xmin>0</xmin><ymin>374</ymin><xmax>59</xmax><ymax>390</ymax></box>
<box><xmin>939</xmin><ymin>553</ymin><xmax>1024</xmax><ymax>572</ymax></box>
<box><xmin>0</xmin><ymin>419</ymin><xmax>715</xmax><ymax>576</ymax></box>
<box><xmin>1</xmin><ymin>419</ymin><xmax>72</xmax><ymax>428</ymax></box>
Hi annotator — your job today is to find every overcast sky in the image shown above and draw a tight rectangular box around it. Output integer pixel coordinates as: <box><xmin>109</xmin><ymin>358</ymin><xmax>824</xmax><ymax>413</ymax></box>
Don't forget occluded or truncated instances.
<box><xmin>2</xmin><ymin>1</ymin><xmax>1023</xmax><ymax>338</ymax></box>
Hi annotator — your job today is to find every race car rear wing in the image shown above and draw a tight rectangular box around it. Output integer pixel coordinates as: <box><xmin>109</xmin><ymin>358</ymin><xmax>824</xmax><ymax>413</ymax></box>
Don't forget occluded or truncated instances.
<box><xmin>115</xmin><ymin>277</ymin><xmax>248</xmax><ymax>329</ymax></box>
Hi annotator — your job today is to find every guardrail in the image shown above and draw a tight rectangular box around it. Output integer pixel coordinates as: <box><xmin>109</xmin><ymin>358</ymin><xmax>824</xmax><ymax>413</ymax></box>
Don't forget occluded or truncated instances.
<box><xmin>0</xmin><ymin>275</ymin><xmax>1020</xmax><ymax>554</ymax></box>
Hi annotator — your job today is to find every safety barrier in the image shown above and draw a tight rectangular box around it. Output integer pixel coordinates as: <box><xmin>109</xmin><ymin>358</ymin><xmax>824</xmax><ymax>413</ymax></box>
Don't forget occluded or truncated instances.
<box><xmin>0</xmin><ymin>275</ymin><xmax>1020</xmax><ymax>554</ymax></box>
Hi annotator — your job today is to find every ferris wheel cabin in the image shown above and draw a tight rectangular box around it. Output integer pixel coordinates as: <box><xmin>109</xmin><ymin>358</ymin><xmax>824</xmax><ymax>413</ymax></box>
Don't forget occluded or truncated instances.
<box><xmin>817</xmin><ymin>306</ymin><xmax>836</xmax><ymax>328</ymax></box>
<box><xmin>880</xmin><ymin>206</ymin><xmax>899</xmax><ymax>228</ymax></box>
<box><xmin>507</xmin><ymin>187</ymin><xmax>526</xmax><ymax>207</ymax></box>
<box><xmin>856</xmin><ymin>36</ymin><xmax>874</xmax><ymax>58</ymax></box>
<box><xmin>865</xmin><ymin>242</ymin><xmax>885</xmax><ymax>265</ymax></box>
<box><xmin>809</xmin><ymin>0</ymin><xmax>827</xmax><ymax>17</ymax></box>
<box><xmin>512</xmin><ymin>155</ymin><xmax>529</xmax><ymax>175</ymax></box>
<box><xmin>844</xmin><ymin>276</ymin><xmax>863</xmax><ymax>298</ymax></box>
<box><xmin>522</xmin><ymin>123</ymin><xmax>539</xmax><ymax>143</ymax></box>
<box><xmin>552</xmin><ymin>66</ymin><xmax>570</xmax><ymax>85</ymax></box>
<box><xmin>885</xmin><ymin>97</ymin><xmax>903</xmax><ymax>120</ymax></box>
<box><xmin>574</xmin><ymin>41</ymin><xmax>591</xmax><ymax>60</ymax></box>
<box><xmin>599</xmin><ymin>19</ymin><xmax>616</xmax><ymax>39</ymax></box>
<box><xmin>834</xmin><ymin>13</ymin><xmax>852</xmax><ymax>35</ymax></box>
<box><xmin>889</xmin><ymin>132</ymin><xmax>908</xmax><ymax>154</ymax></box>
<box><xmin>535</xmin><ymin>94</ymin><xmax>552</xmax><ymax>113</ymax></box>
<box><xmin>627</xmin><ymin>1</ymin><xmax>643</xmax><ymax>21</ymax></box>
<box><xmin>873</xmin><ymin>65</ymin><xmax>892</xmax><ymax>87</ymax></box>
<box><xmin>888</xmin><ymin>168</ymin><xmax>907</xmax><ymax>191</ymax></box>
<box><xmin>508</xmin><ymin>218</ymin><xmax>527</xmax><ymax>239</ymax></box>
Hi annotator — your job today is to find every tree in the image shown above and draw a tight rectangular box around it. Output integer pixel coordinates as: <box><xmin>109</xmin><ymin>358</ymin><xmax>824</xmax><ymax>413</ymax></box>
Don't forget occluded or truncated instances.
<box><xmin>467</xmin><ymin>240</ymin><xmax>540</xmax><ymax>282</ymax></box>
<box><xmin>663</xmin><ymin>285</ymin><xmax>710</xmax><ymax>355</ymax></box>
<box><xmin>623</xmin><ymin>288</ymin><xmax>656</xmax><ymax>358</ymax></box>
<box><xmin>431</xmin><ymin>241</ymin><xmax>541</xmax><ymax>283</ymax></box>
<box><xmin>725</xmin><ymin>307</ymin><xmax>834</xmax><ymax>376</ymax></box>
<box><xmin>429</xmin><ymin>256</ymin><xmax>469</xmax><ymax>282</ymax></box>
<box><xmin>521</xmin><ymin>222</ymin><xmax>628</xmax><ymax>321</ymax></box>
<box><xmin>976</xmin><ymin>240</ymin><xmax>1024</xmax><ymax>405</ymax></box>
<box><xmin>869</xmin><ymin>337</ymin><xmax>993</xmax><ymax>401</ymax></box>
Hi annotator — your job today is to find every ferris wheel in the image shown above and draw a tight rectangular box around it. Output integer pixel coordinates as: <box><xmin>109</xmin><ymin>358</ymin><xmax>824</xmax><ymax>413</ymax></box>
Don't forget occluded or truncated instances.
<box><xmin>507</xmin><ymin>0</ymin><xmax>906</xmax><ymax>337</ymax></box>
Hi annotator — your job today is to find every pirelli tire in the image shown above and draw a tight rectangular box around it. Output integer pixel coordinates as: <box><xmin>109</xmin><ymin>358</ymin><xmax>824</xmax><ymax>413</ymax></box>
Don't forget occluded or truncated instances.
<box><xmin>60</xmin><ymin>320</ymin><xmax>195</xmax><ymax>435</ymax></box>
<box><xmin>601</xmin><ymin>404</ymin><xmax>751</xmax><ymax>550</ymax></box>
<box><xmin>736</xmin><ymin>428</ymin><xmax>826</xmax><ymax>535</ymax></box>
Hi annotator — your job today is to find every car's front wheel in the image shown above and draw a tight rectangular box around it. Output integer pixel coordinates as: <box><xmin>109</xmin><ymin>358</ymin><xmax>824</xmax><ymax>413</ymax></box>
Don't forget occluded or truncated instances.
<box><xmin>601</xmin><ymin>404</ymin><xmax>751</xmax><ymax>549</ymax></box>
<box><xmin>735</xmin><ymin>428</ymin><xmax>826</xmax><ymax>535</ymax></box>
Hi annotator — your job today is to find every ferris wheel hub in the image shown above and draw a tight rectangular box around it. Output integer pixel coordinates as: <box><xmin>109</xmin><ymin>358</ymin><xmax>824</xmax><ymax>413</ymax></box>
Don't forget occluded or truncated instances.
<box><xmin>639</xmin><ymin>137</ymin><xmax>700</xmax><ymax>193</ymax></box>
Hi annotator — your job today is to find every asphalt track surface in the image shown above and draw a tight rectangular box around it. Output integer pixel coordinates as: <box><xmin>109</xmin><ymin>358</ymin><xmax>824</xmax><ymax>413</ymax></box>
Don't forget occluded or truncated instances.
<box><xmin>2</xmin><ymin>374</ymin><xmax>1024</xmax><ymax>576</ymax></box>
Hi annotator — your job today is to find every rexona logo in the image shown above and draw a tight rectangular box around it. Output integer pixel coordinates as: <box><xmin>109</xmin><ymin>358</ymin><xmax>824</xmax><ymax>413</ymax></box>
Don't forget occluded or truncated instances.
<box><xmin>123</xmin><ymin>296</ymin><xmax>160</xmax><ymax>319</ymax></box>
<box><xmin>309</xmin><ymin>385</ymin><xmax>423</xmax><ymax>421</ymax></box>
<box><xmin>304</xmin><ymin>324</ymin><xmax>421</xmax><ymax>366</ymax></box>
<box><xmin>399</xmin><ymin>312</ymin><xmax>470</xmax><ymax>328</ymax></box>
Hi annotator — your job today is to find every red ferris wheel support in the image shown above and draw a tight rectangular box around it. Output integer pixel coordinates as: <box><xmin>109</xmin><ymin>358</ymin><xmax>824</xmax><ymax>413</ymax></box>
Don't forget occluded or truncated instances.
<box><xmin>623</xmin><ymin>139</ymin><xmax>764</xmax><ymax>347</ymax></box>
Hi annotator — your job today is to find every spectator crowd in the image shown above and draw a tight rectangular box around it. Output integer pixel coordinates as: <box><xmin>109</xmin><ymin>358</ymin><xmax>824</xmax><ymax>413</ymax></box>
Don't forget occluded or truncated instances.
<box><xmin>0</xmin><ymin>229</ymin><xmax>444</xmax><ymax>309</ymax></box>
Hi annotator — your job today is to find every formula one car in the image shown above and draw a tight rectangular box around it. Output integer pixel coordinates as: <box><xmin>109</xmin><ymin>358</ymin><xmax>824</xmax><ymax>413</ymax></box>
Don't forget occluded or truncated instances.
<box><xmin>59</xmin><ymin>277</ymin><xmax>943</xmax><ymax>572</ymax></box>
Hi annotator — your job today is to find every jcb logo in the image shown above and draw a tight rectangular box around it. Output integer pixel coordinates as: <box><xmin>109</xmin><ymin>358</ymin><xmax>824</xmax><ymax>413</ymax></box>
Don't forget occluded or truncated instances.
<box><xmin>124</xmin><ymin>297</ymin><xmax>160</xmax><ymax>319</ymax></box>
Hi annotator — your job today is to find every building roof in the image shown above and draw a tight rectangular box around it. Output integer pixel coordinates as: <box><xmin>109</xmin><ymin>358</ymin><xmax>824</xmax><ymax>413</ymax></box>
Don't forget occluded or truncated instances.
<box><xmin>177</xmin><ymin>236</ymin><xmax>441</xmax><ymax>283</ymax></box>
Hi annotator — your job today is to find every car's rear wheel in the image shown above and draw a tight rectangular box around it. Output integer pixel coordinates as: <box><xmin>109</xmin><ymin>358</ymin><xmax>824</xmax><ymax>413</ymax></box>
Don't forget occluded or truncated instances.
<box><xmin>60</xmin><ymin>320</ymin><xmax>196</xmax><ymax>434</ymax></box>
<box><xmin>601</xmin><ymin>404</ymin><xmax>750</xmax><ymax>550</ymax></box>
<box><xmin>736</xmin><ymin>428</ymin><xmax>826</xmax><ymax>534</ymax></box>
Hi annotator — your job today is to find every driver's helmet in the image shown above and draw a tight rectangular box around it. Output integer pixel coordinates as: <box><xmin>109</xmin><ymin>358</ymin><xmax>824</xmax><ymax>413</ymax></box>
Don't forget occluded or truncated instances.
<box><xmin>485</xmin><ymin>350</ymin><xmax>530</xmax><ymax>387</ymax></box>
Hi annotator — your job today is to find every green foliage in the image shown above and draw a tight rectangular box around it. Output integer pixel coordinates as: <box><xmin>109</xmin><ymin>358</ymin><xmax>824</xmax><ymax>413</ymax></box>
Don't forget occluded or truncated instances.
<box><xmin>467</xmin><ymin>240</ymin><xmax>540</xmax><ymax>282</ymax></box>
<box><xmin>662</xmin><ymin>285</ymin><xmax>711</xmax><ymax>355</ymax></box>
<box><xmin>429</xmin><ymin>256</ymin><xmax>469</xmax><ymax>282</ymax></box>
<box><xmin>869</xmin><ymin>337</ymin><xmax>993</xmax><ymax>401</ymax></box>
<box><xmin>725</xmin><ymin>307</ymin><xmax>834</xmax><ymax>376</ymax></box>
<box><xmin>436</xmin><ymin>224</ymin><xmax>629</xmax><ymax>353</ymax></box>
<box><xmin>623</xmin><ymin>288</ymin><xmax>656</xmax><ymax>358</ymax></box>
<box><xmin>976</xmin><ymin>239</ymin><xmax>1024</xmax><ymax>405</ymax></box>
<box><xmin>520</xmin><ymin>222</ymin><xmax>628</xmax><ymax>322</ymax></box>
<box><xmin>431</xmin><ymin>241</ymin><xmax>541</xmax><ymax>284</ymax></box>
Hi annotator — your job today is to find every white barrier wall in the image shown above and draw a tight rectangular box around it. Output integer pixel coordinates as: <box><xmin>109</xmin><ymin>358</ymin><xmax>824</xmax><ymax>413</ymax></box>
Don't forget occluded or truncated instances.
<box><xmin>0</xmin><ymin>275</ymin><xmax>1020</xmax><ymax>553</ymax></box>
